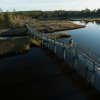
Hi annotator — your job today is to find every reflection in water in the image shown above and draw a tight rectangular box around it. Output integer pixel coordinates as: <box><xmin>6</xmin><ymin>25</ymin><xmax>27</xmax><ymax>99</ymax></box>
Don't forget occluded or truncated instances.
<box><xmin>95</xmin><ymin>20</ymin><xmax>100</xmax><ymax>25</ymax></box>
<box><xmin>83</xmin><ymin>21</ymin><xmax>89</xmax><ymax>25</ymax></box>
<box><xmin>79</xmin><ymin>21</ymin><xmax>95</xmax><ymax>25</ymax></box>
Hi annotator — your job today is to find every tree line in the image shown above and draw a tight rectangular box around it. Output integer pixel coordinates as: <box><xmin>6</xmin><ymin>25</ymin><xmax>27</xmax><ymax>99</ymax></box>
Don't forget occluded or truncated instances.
<box><xmin>16</xmin><ymin>8</ymin><xmax>100</xmax><ymax>19</ymax></box>
<box><xmin>0</xmin><ymin>9</ymin><xmax>24</xmax><ymax>28</ymax></box>
<box><xmin>1</xmin><ymin>8</ymin><xmax>100</xmax><ymax>27</ymax></box>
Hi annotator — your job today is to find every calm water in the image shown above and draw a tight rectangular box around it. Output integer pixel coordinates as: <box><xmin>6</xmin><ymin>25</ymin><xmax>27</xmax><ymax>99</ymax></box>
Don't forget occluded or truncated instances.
<box><xmin>59</xmin><ymin>21</ymin><xmax>100</xmax><ymax>57</ymax></box>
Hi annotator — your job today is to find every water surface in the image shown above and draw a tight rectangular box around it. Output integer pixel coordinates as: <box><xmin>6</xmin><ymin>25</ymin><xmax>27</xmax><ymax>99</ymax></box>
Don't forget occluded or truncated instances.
<box><xmin>59</xmin><ymin>21</ymin><xmax>100</xmax><ymax>57</ymax></box>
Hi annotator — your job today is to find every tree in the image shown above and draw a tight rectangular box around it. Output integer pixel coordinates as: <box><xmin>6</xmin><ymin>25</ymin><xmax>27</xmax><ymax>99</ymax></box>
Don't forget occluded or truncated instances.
<box><xmin>3</xmin><ymin>11</ymin><xmax>13</xmax><ymax>27</ymax></box>
<box><xmin>0</xmin><ymin>8</ymin><xmax>4</xmax><ymax>32</ymax></box>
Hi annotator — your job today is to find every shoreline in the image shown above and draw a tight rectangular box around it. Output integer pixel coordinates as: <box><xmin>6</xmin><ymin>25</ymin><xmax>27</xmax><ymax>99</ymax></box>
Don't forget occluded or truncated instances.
<box><xmin>30</xmin><ymin>20</ymin><xmax>85</xmax><ymax>33</ymax></box>
<box><xmin>49</xmin><ymin>25</ymin><xmax>85</xmax><ymax>33</ymax></box>
<box><xmin>70</xmin><ymin>18</ymin><xmax>100</xmax><ymax>22</ymax></box>
<box><xmin>47</xmin><ymin>33</ymin><xmax>71</xmax><ymax>39</ymax></box>
<box><xmin>39</xmin><ymin>25</ymin><xmax>85</xmax><ymax>33</ymax></box>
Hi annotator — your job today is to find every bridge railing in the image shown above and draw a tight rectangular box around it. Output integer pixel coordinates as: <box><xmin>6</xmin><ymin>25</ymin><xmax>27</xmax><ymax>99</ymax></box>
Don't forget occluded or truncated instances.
<box><xmin>26</xmin><ymin>24</ymin><xmax>100</xmax><ymax>92</ymax></box>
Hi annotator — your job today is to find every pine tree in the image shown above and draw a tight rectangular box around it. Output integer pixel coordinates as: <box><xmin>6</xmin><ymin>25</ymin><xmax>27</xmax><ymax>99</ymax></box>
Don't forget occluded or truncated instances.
<box><xmin>3</xmin><ymin>11</ymin><xmax>13</xmax><ymax>27</ymax></box>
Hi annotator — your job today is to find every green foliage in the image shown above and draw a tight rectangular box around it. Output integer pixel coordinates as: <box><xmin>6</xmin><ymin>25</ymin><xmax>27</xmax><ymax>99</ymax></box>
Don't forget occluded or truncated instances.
<box><xmin>0</xmin><ymin>14</ymin><xmax>4</xmax><ymax>25</ymax></box>
<box><xmin>0</xmin><ymin>37</ymin><xmax>42</xmax><ymax>57</ymax></box>
<box><xmin>0</xmin><ymin>9</ymin><xmax>22</xmax><ymax>27</ymax></box>
<box><xmin>14</xmin><ymin>8</ymin><xmax>100</xmax><ymax>19</ymax></box>
<box><xmin>3</xmin><ymin>12</ymin><xmax>13</xmax><ymax>27</ymax></box>
<box><xmin>1</xmin><ymin>8</ymin><xmax>100</xmax><ymax>28</ymax></box>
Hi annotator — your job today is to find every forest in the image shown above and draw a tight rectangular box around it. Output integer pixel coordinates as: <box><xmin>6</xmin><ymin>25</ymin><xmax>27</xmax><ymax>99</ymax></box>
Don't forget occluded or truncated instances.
<box><xmin>1</xmin><ymin>8</ymin><xmax>100</xmax><ymax>27</ymax></box>
<box><xmin>15</xmin><ymin>8</ymin><xmax>100</xmax><ymax>19</ymax></box>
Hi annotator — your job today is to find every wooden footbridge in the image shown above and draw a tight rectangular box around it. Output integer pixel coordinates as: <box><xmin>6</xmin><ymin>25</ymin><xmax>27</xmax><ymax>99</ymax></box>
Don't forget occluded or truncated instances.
<box><xmin>25</xmin><ymin>24</ymin><xmax>100</xmax><ymax>92</ymax></box>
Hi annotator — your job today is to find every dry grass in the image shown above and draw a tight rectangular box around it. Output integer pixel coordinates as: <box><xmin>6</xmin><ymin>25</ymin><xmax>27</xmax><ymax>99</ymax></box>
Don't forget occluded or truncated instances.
<box><xmin>0</xmin><ymin>37</ymin><xmax>30</xmax><ymax>56</ymax></box>
<box><xmin>83</xmin><ymin>18</ymin><xmax>94</xmax><ymax>22</ymax></box>
<box><xmin>72</xmin><ymin>18</ymin><xmax>100</xmax><ymax>22</ymax></box>
<box><xmin>47</xmin><ymin>33</ymin><xmax>71</xmax><ymax>39</ymax></box>
<box><xmin>0</xmin><ymin>36</ymin><xmax>41</xmax><ymax>57</ymax></box>
<box><xmin>28</xmin><ymin>20</ymin><xmax>85</xmax><ymax>33</ymax></box>
<box><xmin>0</xmin><ymin>26</ymin><xmax>28</xmax><ymax>37</ymax></box>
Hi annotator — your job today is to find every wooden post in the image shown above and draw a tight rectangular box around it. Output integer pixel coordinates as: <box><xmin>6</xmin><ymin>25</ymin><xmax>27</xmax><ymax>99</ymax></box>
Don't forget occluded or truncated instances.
<box><xmin>54</xmin><ymin>45</ymin><xmax>56</xmax><ymax>54</ymax></box>
<box><xmin>63</xmin><ymin>48</ymin><xmax>66</xmax><ymax>60</ymax></box>
<box><xmin>63</xmin><ymin>42</ymin><xmax>66</xmax><ymax>60</ymax></box>
<box><xmin>41</xmin><ymin>34</ymin><xmax>43</xmax><ymax>46</ymax></box>
<box><xmin>73</xmin><ymin>48</ymin><xmax>78</xmax><ymax>69</ymax></box>
<box><xmin>47</xmin><ymin>36</ymin><xmax>49</xmax><ymax>49</ymax></box>
<box><xmin>84</xmin><ymin>56</ymin><xmax>88</xmax><ymax>78</ymax></box>
<box><xmin>88</xmin><ymin>48</ymin><xmax>91</xmax><ymax>56</ymax></box>
<box><xmin>54</xmin><ymin>37</ymin><xmax>56</xmax><ymax>54</ymax></box>
<box><xmin>92</xmin><ymin>61</ymin><xmax>95</xmax><ymax>86</ymax></box>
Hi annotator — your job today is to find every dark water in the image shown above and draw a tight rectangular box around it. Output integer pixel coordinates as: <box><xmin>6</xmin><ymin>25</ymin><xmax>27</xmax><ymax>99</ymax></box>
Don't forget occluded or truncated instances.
<box><xmin>58</xmin><ymin>21</ymin><xmax>100</xmax><ymax>57</ymax></box>
<box><xmin>0</xmin><ymin>47</ymin><xmax>87</xmax><ymax>99</ymax></box>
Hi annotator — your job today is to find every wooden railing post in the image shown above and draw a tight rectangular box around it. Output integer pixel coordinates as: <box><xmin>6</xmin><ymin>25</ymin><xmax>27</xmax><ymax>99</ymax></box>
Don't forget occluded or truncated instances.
<box><xmin>63</xmin><ymin>42</ymin><xmax>66</xmax><ymax>60</ymax></box>
<box><xmin>47</xmin><ymin>36</ymin><xmax>49</xmax><ymax>49</ymax></box>
<box><xmin>84</xmin><ymin>56</ymin><xmax>88</xmax><ymax>78</ymax></box>
<box><xmin>54</xmin><ymin>37</ymin><xmax>56</xmax><ymax>54</ymax></box>
<box><xmin>41</xmin><ymin>34</ymin><xmax>43</xmax><ymax>46</ymax></box>
<box><xmin>88</xmin><ymin>48</ymin><xmax>91</xmax><ymax>56</ymax></box>
<box><xmin>73</xmin><ymin>47</ymin><xmax>78</xmax><ymax>69</ymax></box>
<box><xmin>92</xmin><ymin>61</ymin><xmax>95</xmax><ymax>86</ymax></box>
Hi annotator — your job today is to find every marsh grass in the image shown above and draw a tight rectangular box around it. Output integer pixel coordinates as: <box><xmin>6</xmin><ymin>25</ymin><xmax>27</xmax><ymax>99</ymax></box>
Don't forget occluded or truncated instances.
<box><xmin>29</xmin><ymin>20</ymin><xmax>85</xmax><ymax>33</ymax></box>
<box><xmin>0</xmin><ymin>36</ymin><xmax>41</xmax><ymax>57</ymax></box>
<box><xmin>47</xmin><ymin>33</ymin><xmax>71</xmax><ymax>39</ymax></box>
<box><xmin>72</xmin><ymin>18</ymin><xmax>100</xmax><ymax>22</ymax></box>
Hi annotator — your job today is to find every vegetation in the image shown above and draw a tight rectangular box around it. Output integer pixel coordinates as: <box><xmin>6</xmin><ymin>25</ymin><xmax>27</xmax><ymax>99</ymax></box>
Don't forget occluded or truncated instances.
<box><xmin>6</xmin><ymin>8</ymin><xmax>100</xmax><ymax>20</ymax></box>
<box><xmin>29</xmin><ymin>20</ymin><xmax>85</xmax><ymax>33</ymax></box>
<box><xmin>0</xmin><ymin>37</ymin><xmax>41</xmax><ymax>57</ymax></box>
<box><xmin>1</xmin><ymin>8</ymin><xmax>100</xmax><ymax>28</ymax></box>
<box><xmin>0</xmin><ymin>26</ymin><xmax>28</xmax><ymax>37</ymax></box>
<box><xmin>47</xmin><ymin>33</ymin><xmax>71</xmax><ymax>39</ymax></box>
<box><xmin>0</xmin><ymin>9</ymin><xmax>23</xmax><ymax>29</ymax></box>
<box><xmin>0</xmin><ymin>37</ymin><xmax>30</xmax><ymax>56</ymax></box>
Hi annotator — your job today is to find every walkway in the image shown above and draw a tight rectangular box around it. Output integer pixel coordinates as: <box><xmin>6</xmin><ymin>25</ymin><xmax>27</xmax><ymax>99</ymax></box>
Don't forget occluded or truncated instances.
<box><xmin>0</xmin><ymin>46</ymin><xmax>87</xmax><ymax>100</ymax></box>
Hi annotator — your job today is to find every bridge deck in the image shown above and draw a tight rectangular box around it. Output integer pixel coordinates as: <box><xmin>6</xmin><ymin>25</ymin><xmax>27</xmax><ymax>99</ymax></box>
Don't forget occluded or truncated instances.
<box><xmin>0</xmin><ymin>46</ymin><xmax>87</xmax><ymax>100</ymax></box>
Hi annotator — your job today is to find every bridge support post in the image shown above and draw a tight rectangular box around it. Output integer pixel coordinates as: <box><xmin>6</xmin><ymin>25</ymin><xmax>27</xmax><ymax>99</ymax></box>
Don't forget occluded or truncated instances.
<box><xmin>54</xmin><ymin>37</ymin><xmax>56</xmax><ymax>54</ymax></box>
<box><xmin>73</xmin><ymin>49</ymin><xmax>78</xmax><ymax>70</ymax></box>
<box><xmin>91</xmin><ymin>61</ymin><xmax>95</xmax><ymax>86</ymax></box>
<box><xmin>41</xmin><ymin>34</ymin><xmax>44</xmax><ymax>46</ymax></box>
<box><xmin>63</xmin><ymin>42</ymin><xmax>66</xmax><ymax>60</ymax></box>
<box><xmin>47</xmin><ymin>36</ymin><xmax>49</xmax><ymax>49</ymax></box>
<box><xmin>63</xmin><ymin>48</ymin><xmax>66</xmax><ymax>60</ymax></box>
<box><xmin>54</xmin><ymin>44</ymin><xmax>56</xmax><ymax>54</ymax></box>
<box><xmin>84</xmin><ymin>56</ymin><xmax>88</xmax><ymax>78</ymax></box>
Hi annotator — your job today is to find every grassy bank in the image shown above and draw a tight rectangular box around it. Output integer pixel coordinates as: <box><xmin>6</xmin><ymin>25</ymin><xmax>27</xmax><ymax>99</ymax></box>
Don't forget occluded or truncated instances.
<box><xmin>47</xmin><ymin>33</ymin><xmax>71</xmax><ymax>39</ymax></box>
<box><xmin>0</xmin><ymin>26</ymin><xmax>27</xmax><ymax>37</ymax></box>
<box><xmin>0</xmin><ymin>37</ymin><xmax>41</xmax><ymax>58</ymax></box>
<box><xmin>71</xmin><ymin>18</ymin><xmax>100</xmax><ymax>22</ymax></box>
<box><xmin>29</xmin><ymin>20</ymin><xmax>85</xmax><ymax>33</ymax></box>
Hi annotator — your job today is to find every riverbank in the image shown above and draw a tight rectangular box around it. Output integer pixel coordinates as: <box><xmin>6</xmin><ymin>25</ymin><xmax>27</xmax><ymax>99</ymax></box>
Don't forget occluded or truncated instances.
<box><xmin>30</xmin><ymin>20</ymin><xmax>85</xmax><ymax>33</ymax></box>
<box><xmin>0</xmin><ymin>26</ymin><xmax>27</xmax><ymax>37</ymax></box>
<box><xmin>71</xmin><ymin>18</ymin><xmax>100</xmax><ymax>22</ymax></box>
<box><xmin>47</xmin><ymin>33</ymin><xmax>71</xmax><ymax>39</ymax></box>
<box><xmin>0</xmin><ymin>36</ymin><xmax>42</xmax><ymax>58</ymax></box>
